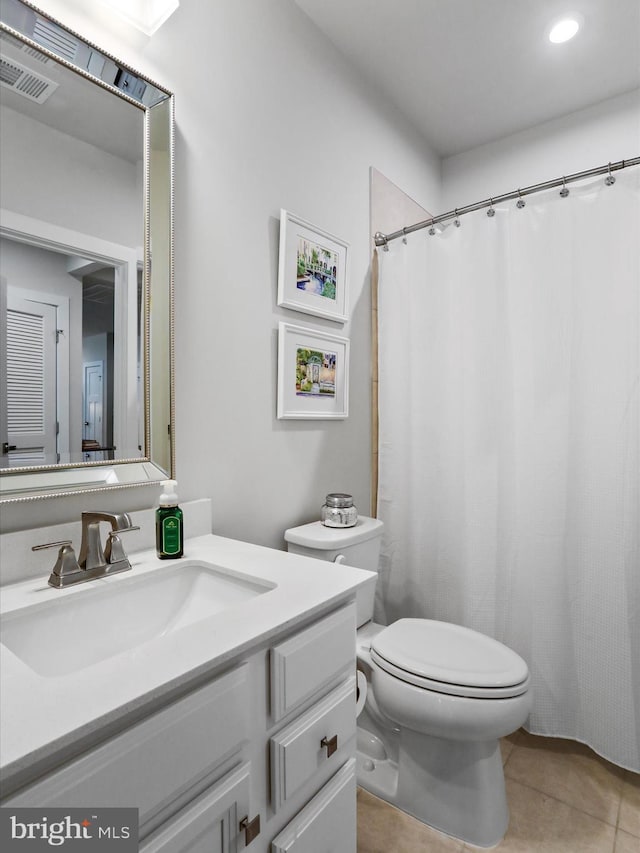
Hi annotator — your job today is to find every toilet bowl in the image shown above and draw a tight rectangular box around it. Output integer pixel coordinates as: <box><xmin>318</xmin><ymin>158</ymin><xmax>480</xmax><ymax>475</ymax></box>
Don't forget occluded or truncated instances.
<box><xmin>367</xmin><ymin>618</ymin><xmax>531</xmax><ymax>740</ymax></box>
<box><xmin>285</xmin><ymin>516</ymin><xmax>532</xmax><ymax>848</ymax></box>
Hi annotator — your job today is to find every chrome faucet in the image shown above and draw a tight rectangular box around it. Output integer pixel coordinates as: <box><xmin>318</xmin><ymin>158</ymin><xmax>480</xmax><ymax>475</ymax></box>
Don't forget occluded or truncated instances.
<box><xmin>34</xmin><ymin>511</ymin><xmax>140</xmax><ymax>588</ymax></box>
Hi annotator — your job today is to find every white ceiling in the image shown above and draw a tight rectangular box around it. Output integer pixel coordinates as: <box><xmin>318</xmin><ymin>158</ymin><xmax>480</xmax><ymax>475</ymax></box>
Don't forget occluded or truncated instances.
<box><xmin>295</xmin><ymin>0</ymin><xmax>640</xmax><ymax>157</ymax></box>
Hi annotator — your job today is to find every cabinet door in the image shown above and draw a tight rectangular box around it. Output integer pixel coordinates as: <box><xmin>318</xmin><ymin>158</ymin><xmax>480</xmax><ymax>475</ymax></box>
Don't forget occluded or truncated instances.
<box><xmin>271</xmin><ymin>604</ymin><xmax>355</xmax><ymax>722</ymax></box>
<box><xmin>3</xmin><ymin>666</ymin><xmax>250</xmax><ymax>835</ymax></box>
<box><xmin>140</xmin><ymin>762</ymin><xmax>254</xmax><ymax>853</ymax></box>
<box><xmin>270</xmin><ymin>759</ymin><xmax>356</xmax><ymax>853</ymax></box>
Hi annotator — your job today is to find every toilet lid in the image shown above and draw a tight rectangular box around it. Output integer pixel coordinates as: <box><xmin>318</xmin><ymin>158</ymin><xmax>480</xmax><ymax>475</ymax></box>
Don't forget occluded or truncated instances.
<box><xmin>371</xmin><ymin>619</ymin><xmax>529</xmax><ymax>698</ymax></box>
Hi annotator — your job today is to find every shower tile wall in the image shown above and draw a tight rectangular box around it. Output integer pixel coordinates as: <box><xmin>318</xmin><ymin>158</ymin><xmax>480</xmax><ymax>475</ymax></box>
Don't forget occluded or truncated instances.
<box><xmin>357</xmin><ymin>730</ymin><xmax>639</xmax><ymax>852</ymax></box>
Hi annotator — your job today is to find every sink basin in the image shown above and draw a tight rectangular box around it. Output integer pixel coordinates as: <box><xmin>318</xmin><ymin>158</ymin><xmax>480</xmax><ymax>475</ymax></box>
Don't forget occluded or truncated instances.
<box><xmin>1</xmin><ymin>562</ymin><xmax>275</xmax><ymax>678</ymax></box>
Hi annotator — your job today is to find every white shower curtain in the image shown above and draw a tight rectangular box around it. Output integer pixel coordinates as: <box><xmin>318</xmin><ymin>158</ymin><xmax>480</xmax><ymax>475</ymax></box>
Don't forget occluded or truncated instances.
<box><xmin>377</xmin><ymin>167</ymin><xmax>640</xmax><ymax>772</ymax></box>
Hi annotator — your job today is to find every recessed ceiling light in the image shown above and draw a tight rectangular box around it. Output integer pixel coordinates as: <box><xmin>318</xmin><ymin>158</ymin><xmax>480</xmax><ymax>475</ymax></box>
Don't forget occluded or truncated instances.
<box><xmin>548</xmin><ymin>15</ymin><xmax>582</xmax><ymax>44</ymax></box>
<box><xmin>97</xmin><ymin>0</ymin><xmax>180</xmax><ymax>35</ymax></box>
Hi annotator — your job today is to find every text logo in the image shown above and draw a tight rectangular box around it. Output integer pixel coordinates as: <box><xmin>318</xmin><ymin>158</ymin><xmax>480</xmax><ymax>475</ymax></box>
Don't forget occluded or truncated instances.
<box><xmin>0</xmin><ymin>808</ymin><xmax>138</xmax><ymax>850</ymax></box>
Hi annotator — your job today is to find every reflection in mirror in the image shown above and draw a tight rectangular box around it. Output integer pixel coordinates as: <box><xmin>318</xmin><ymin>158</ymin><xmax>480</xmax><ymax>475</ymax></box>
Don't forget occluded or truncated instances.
<box><xmin>1</xmin><ymin>229</ymin><xmax>142</xmax><ymax>467</ymax></box>
<box><xmin>0</xmin><ymin>0</ymin><xmax>174</xmax><ymax>502</ymax></box>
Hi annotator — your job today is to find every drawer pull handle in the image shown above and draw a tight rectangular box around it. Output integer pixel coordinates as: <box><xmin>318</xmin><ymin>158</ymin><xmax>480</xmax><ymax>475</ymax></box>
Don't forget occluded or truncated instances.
<box><xmin>321</xmin><ymin>734</ymin><xmax>338</xmax><ymax>757</ymax></box>
<box><xmin>239</xmin><ymin>814</ymin><xmax>261</xmax><ymax>845</ymax></box>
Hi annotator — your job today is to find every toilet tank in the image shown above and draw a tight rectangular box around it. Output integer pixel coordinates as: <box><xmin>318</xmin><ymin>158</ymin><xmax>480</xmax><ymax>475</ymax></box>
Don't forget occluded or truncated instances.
<box><xmin>284</xmin><ymin>516</ymin><xmax>383</xmax><ymax>627</ymax></box>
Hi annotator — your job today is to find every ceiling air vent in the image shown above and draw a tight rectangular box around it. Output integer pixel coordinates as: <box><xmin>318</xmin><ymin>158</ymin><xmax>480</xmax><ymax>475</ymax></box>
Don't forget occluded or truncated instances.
<box><xmin>32</xmin><ymin>16</ymin><xmax>78</xmax><ymax>62</ymax></box>
<box><xmin>0</xmin><ymin>56</ymin><xmax>58</xmax><ymax>104</ymax></box>
<box><xmin>0</xmin><ymin>32</ymin><xmax>51</xmax><ymax>64</ymax></box>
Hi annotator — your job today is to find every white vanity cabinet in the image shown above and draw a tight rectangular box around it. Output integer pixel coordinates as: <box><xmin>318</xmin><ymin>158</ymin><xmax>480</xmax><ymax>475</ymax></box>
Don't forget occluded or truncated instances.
<box><xmin>1</xmin><ymin>601</ymin><xmax>359</xmax><ymax>853</ymax></box>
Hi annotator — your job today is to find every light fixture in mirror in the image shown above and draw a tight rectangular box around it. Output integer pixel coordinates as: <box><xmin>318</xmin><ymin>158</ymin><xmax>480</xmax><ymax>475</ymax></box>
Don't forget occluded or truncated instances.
<box><xmin>98</xmin><ymin>0</ymin><xmax>180</xmax><ymax>36</ymax></box>
<box><xmin>0</xmin><ymin>0</ymin><xmax>175</xmax><ymax>503</ymax></box>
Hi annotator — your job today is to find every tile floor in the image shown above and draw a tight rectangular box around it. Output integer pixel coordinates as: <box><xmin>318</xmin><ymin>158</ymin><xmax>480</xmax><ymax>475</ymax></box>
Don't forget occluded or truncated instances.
<box><xmin>357</xmin><ymin>730</ymin><xmax>640</xmax><ymax>852</ymax></box>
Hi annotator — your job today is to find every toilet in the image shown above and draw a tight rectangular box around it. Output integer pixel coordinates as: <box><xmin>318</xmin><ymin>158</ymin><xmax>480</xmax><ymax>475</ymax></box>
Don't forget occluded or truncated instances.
<box><xmin>285</xmin><ymin>516</ymin><xmax>531</xmax><ymax>848</ymax></box>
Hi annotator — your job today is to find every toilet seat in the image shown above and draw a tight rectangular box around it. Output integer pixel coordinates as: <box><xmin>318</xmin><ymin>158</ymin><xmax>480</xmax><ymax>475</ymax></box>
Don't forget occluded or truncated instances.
<box><xmin>370</xmin><ymin>619</ymin><xmax>530</xmax><ymax>699</ymax></box>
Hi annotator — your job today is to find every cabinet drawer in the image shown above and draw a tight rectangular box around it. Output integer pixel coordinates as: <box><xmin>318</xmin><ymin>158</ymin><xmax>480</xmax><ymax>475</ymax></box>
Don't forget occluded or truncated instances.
<box><xmin>270</xmin><ymin>604</ymin><xmax>355</xmax><ymax>721</ymax></box>
<box><xmin>140</xmin><ymin>762</ymin><xmax>253</xmax><ymax>853</ymax></box>
<box><xmin>270</xmin><ymin>758</ymin><xmax>356</xmax><ymax>853</ymax></box>
<box><xmin>271</xmin><ymin>676</ymin><xmax>356</xmax><ymax>811</ymax></box>
<box><xmin>4</xmin><ymin>665</ymin><xmax>250</xmax><ymax>834</ymax></box>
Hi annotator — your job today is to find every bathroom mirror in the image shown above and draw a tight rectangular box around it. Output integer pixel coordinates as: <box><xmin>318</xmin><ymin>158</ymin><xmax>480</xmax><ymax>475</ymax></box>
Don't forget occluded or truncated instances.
<box><xmin>0</xmin><ymin>0</ymin><xmax>174</xmax><ymax>503</ymax></box>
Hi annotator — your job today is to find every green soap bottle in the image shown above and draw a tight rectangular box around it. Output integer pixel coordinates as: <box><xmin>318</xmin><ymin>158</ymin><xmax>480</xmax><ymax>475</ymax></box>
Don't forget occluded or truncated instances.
<box><xmin>156</xmin><ymin>479</ymin><xmax>184</xmax><ymax>559</ymax></box>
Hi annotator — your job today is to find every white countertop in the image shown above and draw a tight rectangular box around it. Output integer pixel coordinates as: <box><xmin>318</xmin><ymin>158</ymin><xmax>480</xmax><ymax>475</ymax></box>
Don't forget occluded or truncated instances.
<box><xmin>0</xmin><ymin>533</ymin><xmax>373</xmax><ymax>795</ymax></box>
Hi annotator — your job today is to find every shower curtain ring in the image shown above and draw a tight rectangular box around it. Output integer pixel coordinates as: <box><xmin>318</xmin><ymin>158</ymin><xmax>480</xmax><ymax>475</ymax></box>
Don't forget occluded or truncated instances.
<box><xmin>605</xmin><ymin>162</ymin><xmax>616</xmax><ymax>186</ymax></box>
<box><xmin>560</xmin><ymin>178</ymin><xmax>570</xmax><ymax>198</ymax></box>
<box><xmin>453</xmin><ymin>208</ymin><xmax>461</xmax><ymax>227</ymax></box>
<box><xmin>516</xmin><ymin>190</ymin><xmax>526</xmax><ymax>209</ymax></box>
<box><xmin>487</xmin><ymin>199</ymin><xmax>495</xmax><ymax>217</ymax></box>
<box><xmin>428</xmin><ymin>219</ymin><xmax>437</xmax><ymax>235</ymax></box>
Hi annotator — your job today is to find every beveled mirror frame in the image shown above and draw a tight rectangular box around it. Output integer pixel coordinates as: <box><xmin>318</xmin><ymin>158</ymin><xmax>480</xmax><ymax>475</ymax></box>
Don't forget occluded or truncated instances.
<box><xmin>0</xmin><ymin>0</ymin><xmax>175</xmax><ymax>504</ymax></box>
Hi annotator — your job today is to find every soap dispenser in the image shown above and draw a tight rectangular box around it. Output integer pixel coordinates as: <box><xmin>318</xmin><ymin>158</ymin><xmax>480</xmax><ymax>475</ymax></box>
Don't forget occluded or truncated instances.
<box><xmin>156</xmin><ymin>479</ymin><xmax>184</xmax><ymax>558</ymax></box>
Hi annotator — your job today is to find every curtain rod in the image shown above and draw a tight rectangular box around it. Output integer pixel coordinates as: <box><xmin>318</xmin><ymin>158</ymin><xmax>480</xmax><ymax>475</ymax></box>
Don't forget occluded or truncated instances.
<box><xmin>374</xmin><ymin>156</ymin><xmax>640</xmax><ymax>248</ymax></box>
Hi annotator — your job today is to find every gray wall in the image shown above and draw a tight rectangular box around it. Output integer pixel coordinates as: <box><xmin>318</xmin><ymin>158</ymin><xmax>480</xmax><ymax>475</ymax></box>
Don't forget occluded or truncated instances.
<box><xmin>441</xmin><ymin>89</ymin><xmax>640</xmax><ymax>209</ymax></box>
<box><xmin>1</xmin><ymin>0</ymin><xmax>441</xmax><ymax>542</ymax></box>
<box><xmin>3</xmin><ymin>4</ymin><xmax>637</xmax><ymax>546</ymax></box>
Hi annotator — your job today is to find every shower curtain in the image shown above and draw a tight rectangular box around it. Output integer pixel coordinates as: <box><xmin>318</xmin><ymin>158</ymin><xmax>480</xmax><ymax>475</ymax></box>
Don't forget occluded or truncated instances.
<box><xmin>376</xmin><ymin>167</ymin><xmax>639</xmax><ymax>772</ymax></box>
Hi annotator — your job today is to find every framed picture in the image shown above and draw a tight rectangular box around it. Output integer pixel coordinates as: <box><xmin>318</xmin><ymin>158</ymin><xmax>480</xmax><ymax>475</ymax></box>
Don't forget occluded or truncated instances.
<box><xmin>277</xmin><ymin>209</ymin><xmax>349</xmax><ymax>323</ymax></box>
<box><xmin>277</xmin><ymin>322</ymin><xmax>349</xmax><ymax>419</ymax></box>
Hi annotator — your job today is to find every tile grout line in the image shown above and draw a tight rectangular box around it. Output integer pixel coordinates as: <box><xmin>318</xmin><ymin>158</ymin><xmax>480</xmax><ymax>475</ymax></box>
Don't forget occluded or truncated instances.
<box><xmin>614</xmin><ymin>780</ymin><xmax>623</xmax><ymax>832</ymax></box>
<box><xmin>617</xmin><ymin>772</ymin><xmax>640</xmax><ymax>839</ymax></box>
<box><xmin>503</xmin><ymin>772</ymin><xmax>625</xmax><ymax>831</ymax></box>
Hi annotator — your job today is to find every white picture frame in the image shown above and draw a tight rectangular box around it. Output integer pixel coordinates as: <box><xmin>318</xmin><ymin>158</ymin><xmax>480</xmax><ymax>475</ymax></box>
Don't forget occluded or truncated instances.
<box><xmin>277</xmin><ymin>322</ymin><xmax>349</xmax><ymax>420</ymax></box>
<box><xmin>277</xmin><ymin>209</ymin><xmax>349</xmax><ymax>323</ymax></box>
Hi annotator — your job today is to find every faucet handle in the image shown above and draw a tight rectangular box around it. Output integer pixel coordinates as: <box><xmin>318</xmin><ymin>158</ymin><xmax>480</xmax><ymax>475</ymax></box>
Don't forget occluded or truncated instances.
<box><xmin>104</xmin><ymin>525</ymin><xmax>140</xmax><ymax>566</ymax></box>
<box><xmin>33</xmin><ymin>541</ymin><xmax>82</xmax><ymax>588</ymax></box>
<box><xmin>32</xmin><ymin>539</ymin><xmax>73</xmax><ymax>552</ymax></box>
